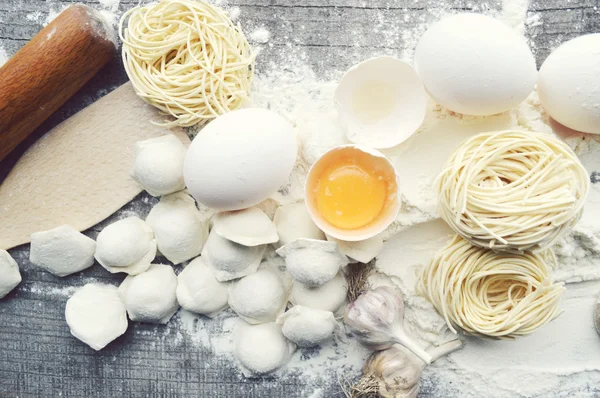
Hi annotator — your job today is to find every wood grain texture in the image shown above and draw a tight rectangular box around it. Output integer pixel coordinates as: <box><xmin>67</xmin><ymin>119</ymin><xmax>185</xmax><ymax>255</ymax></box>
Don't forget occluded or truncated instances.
<box><xmin>0</xmin><ymin>0</ymin><xmax>599</xmax><ymax>397</ymax></box>
<box><xmin>0</xmin><ymin>4</ymin><xmax>115</xmax><ymax>161</ymax></box>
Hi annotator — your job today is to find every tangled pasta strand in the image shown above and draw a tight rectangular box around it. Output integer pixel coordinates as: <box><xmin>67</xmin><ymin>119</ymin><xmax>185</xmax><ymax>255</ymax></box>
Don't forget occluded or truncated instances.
<box><xmin>436</xmin><ymin>130</ymin><xmax>589</xmax><ymax>252</ymax></box>
<box><xmin>119</xmin><ymin>0</ymin><xmax>254</xmax><ymax>127</ymax></box>
<box><xmin>418</xmin><ymin>235</ymin><xmax>564</xmax><ymax>338</ymax></box>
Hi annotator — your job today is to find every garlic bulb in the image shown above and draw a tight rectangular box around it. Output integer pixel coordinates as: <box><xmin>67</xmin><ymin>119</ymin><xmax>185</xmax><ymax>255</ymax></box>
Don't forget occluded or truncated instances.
<box><xmin>344</xmin><ymin>286</ymin><xmax>431</xmax><ymax>364</ymax></box>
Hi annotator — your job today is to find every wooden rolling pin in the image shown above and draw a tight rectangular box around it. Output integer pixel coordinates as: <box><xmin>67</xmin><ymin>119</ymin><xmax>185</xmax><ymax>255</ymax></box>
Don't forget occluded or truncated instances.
<box><xmin>0</xmin><ymin>5</ymin><xmax>116</xmax><ymax>161</ymax></box>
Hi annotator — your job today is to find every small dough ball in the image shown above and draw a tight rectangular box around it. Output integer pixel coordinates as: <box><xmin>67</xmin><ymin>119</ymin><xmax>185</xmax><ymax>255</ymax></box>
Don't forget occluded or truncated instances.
<box><xmin>65</xmin><ymin>283</ymin><xmax>128</xmax><ymax>350</ymax></box>
<box><xmin>118</xmin><ymin>264</ymin><xmax>179</xmax><ymax>324</ymax></box>
<box><xmin>234</xmin><ymin>320</ymin><xmax>295</xmax><ymax>376</ymax></box>
<box><xmin>327</xmin><ymin>234</ymin><xmax>383</xmax><ymax>264</ymax></box>
<box><xmin>273</xmin><ymin>203</ymin><xmax>325</xmax><ymax>247</ymax></box>
<box><xmin>30</xmin><ymin>225</ymin><xmax>96</xmax><ymax>277</ymax></box>
<box><xmin>176</xmin><ymin>257</ymin><xmax>229</xmax><ymax>317</ymax></box>
<box><xmin>290</xmin><ymin>271</ymin><xmax>347</xmax><ymax>314</ymax></box>
<box><xmin>95</xmin><ymin>217</ymin><xmax>156</xmax><ymax>275</ymax></box>
<box><xmin>0</xmin><ymin>250</ymin><xmax>21</xmax><ymax>298</ymax></box>
<box><xmin>277</xmin><ymin>305</ymin><xmax>337</xmax><ymax>347</ymax></box>
<box><xmin>146</xmin><ymin>192</ymin><xmax>209</xmax><ymax>265</ymax></box>
<box><xmin>202</xmin><ymin>229</ymin><xmax>265</xmax><ymax>282</ymax></box>
<box><xmin>130</xmin><ymin>135</ymin><xmax>187</xmax><ymax>197</ymax></box>
<box><xmin>276</xmin><ymin>239</ymin><xmax>348</xmax><ymax>286</ymax></box>
<box><xmin>228</xmin><ymin>268</ymin><xmax>288</xmax><ymax>324</ymax></box>
<box><xmin>213</xmin><ymin>207</ymin><xmax>279</xmax><ymax>246</ymax></box>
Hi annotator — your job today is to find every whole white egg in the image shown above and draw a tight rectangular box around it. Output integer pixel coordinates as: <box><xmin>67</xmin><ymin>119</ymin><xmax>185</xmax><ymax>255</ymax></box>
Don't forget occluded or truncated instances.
<box><xmin>184</xmin><ymin>108</ymin><xmax>297</xmax><ymax>211</ymax></box>
<box><xmin>538</xmin><ymin>34</ymin><xmax>600</xmax><ymax>135</ymax></box>
<box><xmin>414</xmin><ymin>13</ymin><xmax>537</xmax><ymax>116</ymax></box>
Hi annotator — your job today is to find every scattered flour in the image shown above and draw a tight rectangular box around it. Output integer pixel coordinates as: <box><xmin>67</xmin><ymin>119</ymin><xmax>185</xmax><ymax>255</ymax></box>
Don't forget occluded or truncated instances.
<box><xmin>250</xmin><ymin>27</ymin><xmax>271</xmax><ymax>44</ymax></box>
<box><xmin>0</xmin><ymin>46</ymin><xmax>8</xmax><ymax>67</ymax></box>
<box><xmin>228</xmin><ymin>6</ymin><xmax>240</xmax><ymax>21</ymax></box>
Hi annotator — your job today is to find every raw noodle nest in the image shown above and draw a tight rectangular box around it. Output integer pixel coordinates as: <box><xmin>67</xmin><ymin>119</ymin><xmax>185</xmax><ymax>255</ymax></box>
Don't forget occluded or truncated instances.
<box><xmin>436</xmin><ymin>130</ymin><xmax>589</xmax><ymax>252</ymax></box>
<box><xmin>119</xmin><ymin>0</ymin><xmax>254</xmax><ymax>127</ymax></box>
<box><xmin>418</xmin><ymin>235</ymin><xmax>565</xmax><ymax>338</ymax></box>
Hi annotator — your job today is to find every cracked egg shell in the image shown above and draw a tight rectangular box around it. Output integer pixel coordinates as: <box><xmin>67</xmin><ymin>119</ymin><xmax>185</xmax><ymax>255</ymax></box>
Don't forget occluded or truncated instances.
<box><xmin>335</xmin><ymin>56</ymin><xmax>427</xmax><ymax>149</ymax></box>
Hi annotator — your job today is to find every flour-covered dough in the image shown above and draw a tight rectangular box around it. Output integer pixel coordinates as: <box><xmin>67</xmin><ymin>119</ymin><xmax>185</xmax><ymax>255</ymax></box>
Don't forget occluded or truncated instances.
<box><xmin>118</xmin><ymin>264</ymin><xmax>179</xmax><ymax>324</ymax></box>
<box><xmin>95</xmin><ymin>217</ymin><xmax>156</xmax><ymax>275</ymax></box>
<box><xmin>327</xmin><ymin>234</ymin><xmax>384</xmax><ymax>264</ymax></box>
<box><xmin>30</xmin><ymin>225</ymin><xmax>96</xmax><ymax>277</ymax></box>
<box><xmin>0</xmin><ymin>250</ymin><xmax>21</xmax><ymax>298</ymax></box>
<box><xmin>176</xmin><ymin>257</ymin><xmax>229</xmax><ymax>317</ymax></box>
<box><xmin>65</xmin><ymin>283</ymin><xmax>128</xmax><ymax>350</ymax></box>
<box><xmin>277</xmin><ymin>305</ymin><xmax>337</xmax><ymax>347</ymax></box>
<box><xmin>289</xmin><ymin>271</ymin><xmax>347</xmax><ymax>314</ymax></box>
<box><xmin>131</xmin><ymin>135</ymin><xmax>187</xmax><ymax>197</ymax></box>
<box><xmin>234</xmin><ymin>320</ymin><xmax>295</xmax><ymax>376</ymax></box>
<box><xmin>146</xmin><ymin>192</ymin><xmax>209</xmax><ymax>265</ymax></box>
<box><xmin>213</xmin><ymin>207</ymin><xmax>279</xmax><ymax>246</ymax></box>
<box><xmin>273</xmin><ymin>203</ymin><xmax>325</xmax><ymax>247</ymax></box>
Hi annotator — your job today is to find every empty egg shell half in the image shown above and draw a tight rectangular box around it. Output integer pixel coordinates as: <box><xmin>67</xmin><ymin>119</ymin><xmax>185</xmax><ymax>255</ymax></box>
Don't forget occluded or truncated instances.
<box><xmin>305</xmin><ymin>145</ymin><xmax>400</xmax><ymax>241</ymax></box>
<box><xmin>335</xmin><ymin>56</ymin><xmax>427</xmax><ymax>149</ymax></box>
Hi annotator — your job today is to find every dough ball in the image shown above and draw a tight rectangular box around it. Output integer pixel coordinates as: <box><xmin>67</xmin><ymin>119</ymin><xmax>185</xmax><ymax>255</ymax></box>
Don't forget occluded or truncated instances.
<box><xmin>176</xmin><ymin>257</ymin><xmax>229</xmax><ymax>317</ymax></box>
<box><xmin>228</xmin><ymin>267</ymin><xmax>288</xmax><ymax>324</ymax></box>
<box><xmin>276</xmin><ymin>239</ymin><xmax>348</xmax><ymax>286</ymax></box>
<box><xmin>234</xmin><ymin>320</ymin><xmax>295</xmax><ymax>376</ymax></box>
<box><xmin>0</xmin><ymin>250</ymin><xmax>21</xmax><ymax>299</ymax></box>
<box><xmin>118</xmin><ymin>264</ymin><xmax>179</xmax><ymax>324</ymax></box>
<box><xmin>273</xmin><ymin>203</ymin><xmax>325</xmax><ymax>247</ymax></box>
<box><xmin>290</xmin><ymin>271</ymin><xmax>347</xmax><ymax>314</ymax></box>
<box><xmin>130</xmin><ymin>135</ymin><xmax>187</xmax><ymax>197</ymax></box>
<box><xmin>95</xmin><ymin>217</ymin><xmax>156</xmax><ymax>275</ymax></box>
<box><xmin>277</xmin><ymin>305</ymin><xmax>337</xmax><ymax>347</ymax></box>
<box><xmin>65</xmin><ymin>283</ymin><xmax>128</xmax><ymax>350</ymax></box>
<box><xmin>146</xmin><ymin>192</ymin><xmax>209</xmax><ymax>265</ymax></box>
<box><xmin>30</xmin><ymin>225</ymin><xmax>96</xmax><ymax>277</ymax></box>
<box><xmin>213</xmin><ymin>207</ymin><xmax>279</xmax><ymax>246</ymax></box>
<box><xmin>201</xmin><ymin>229</ymin><xmax>265</xmax><ymax>282</ymax></box>
<box><xmin>326</xmin><ymin>234</ymin><xmax>383</xmax><ymax>264</ymax></box>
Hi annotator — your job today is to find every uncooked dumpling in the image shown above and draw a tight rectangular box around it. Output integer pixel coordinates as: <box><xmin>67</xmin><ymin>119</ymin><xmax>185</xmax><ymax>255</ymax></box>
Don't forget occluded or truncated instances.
<box><xmin>276</xmin><ymin>239</ymin><xmax>348</xmax><ymax>286</ymax></box>
<box><xmin>130</xmin><ymin>135</ymin><xmax>187</xmax><ymax>197</ymax></box>
<box><xmin>146</xmin><ymin>192</ymin><xmax>209</xmax><ymax>265</ymax></box>
<box><xmin>65</xmin><ymin>283</ymin><xmax>128</xmax><ymax>350</ymax></box>
<box><xmin>273</xmin><ymin>203</ymin><xmax>325</xmax><ymax>247</ymax></box>
<box><xmin>213</xmin><ymin>207</ymin><xmax>279</xmax><ymax>246</ymax></box>
<box><xmin>327</xmin><ymin>234</ymin><xmax>383</xmax><ymax>264</ymax></box>
<box><xmin>95</xmin><ymin>217</ymin><xmax>156</xmax><ymax>275</ymax></box>
<box><xmin>290</xmin><ymin>271</ymin><xmax>347</xmax><ymax>314</ymax></box>
<box><xmin>118</xmin><ymin>264</ymin><xmax>179</xmax><ymax>324</ymax></box>
<box><xmin>201</xmin><ymin>229</ymin><xmax>265</xmax><ymax>282</ymax></box>
<box><xmin>176</xmin><ymin>257</ymin><xmax>229</xmax><ymax>317</ymax></box>
<box><xmin>228</xmin><ymin>267</ymin><xmax>288</xmax><ymax>324</ymax></box>
<box><xmin>234</xmin><ymin>320</ymin><xmax>296</xmax><ymax>376</ymax></box>
<box><xmin>277</xmin><ymin>305</ymin><xmax>337</xmax><ymax>347</ymax></box>
<box><xmin>0</xmin><ymin>250</ymin><xmax>21</xmax><ymax>298</ymax></box>
<box><xmin>30</xmin><ymin>225</ymin><xmax>96</xmax><ymax>277</ymax></box>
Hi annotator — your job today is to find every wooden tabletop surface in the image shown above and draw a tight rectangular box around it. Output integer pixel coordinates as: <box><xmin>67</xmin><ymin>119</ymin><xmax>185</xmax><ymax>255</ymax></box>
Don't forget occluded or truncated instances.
<box><xmin>1</xmin><ymin>0</ymin><xmax>599</xmax><ymax>397</ymax></box>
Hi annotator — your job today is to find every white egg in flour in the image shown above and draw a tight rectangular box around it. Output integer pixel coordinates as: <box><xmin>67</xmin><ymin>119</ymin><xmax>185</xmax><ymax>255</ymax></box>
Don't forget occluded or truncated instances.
<box><xmin>538</xmin><ymin>34</ymin><xmax>600</xmax><ymax>135</ymax></box>
<box><xmin>414</xmin><ymin>13</ymin><xmax>537</xmax><ymax>116</ymax></box>
<box><xmin>184</xmin><ymin>108</ymin><xmax>297</xmax><ymax>211</ymax></box>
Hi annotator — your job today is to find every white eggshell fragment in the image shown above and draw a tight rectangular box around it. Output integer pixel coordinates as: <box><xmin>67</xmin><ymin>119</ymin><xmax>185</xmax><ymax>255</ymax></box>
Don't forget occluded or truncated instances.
<box><xmin>234</xmin><ymin>320</ymin><xmax>295</xmax><ymax>377</ymax></box>
<box><xmin>184</xmin><ymin>108</ymin><xmax>298</xmax><ymax>211</ymax></box>
<box><xmin>176</xmin><ymin>257</ymin><xmax>229</xmax><ymax>317</ymax></box>
<box><xmin>146</xmin><ymin>192</ymin><xmax>209</xmax><ymax>265</ymax></box>
<box><xmin>277</xmin><ymin>305</ymin><xmax>337</xmax><ymax>347</ymax></box>
<box><xmin>65</xmin><ymin>283</ymin><xmax>128</xmax><ymax>350</ymax></box>
<box><xmin>30</xmin><ymin>225</ymin><xmax>96</xmax><ymax>277</ymax></box>
<box><xmin>228</xmin><ymin>268</ymin><xmax>288</xmax><ymax>324</ymax></box>
<box><xmin>130</xmin><ymin>135</ymin><xmax>187</xmax><ymax>197</ymax></box>
<box><xmin>213</xmin><ymin>207</ymin><xmax>278</xmax><ymax>246</ymax></box>
<box><xmin>326</xmin><ymin>234</ymin><xmax>383</xmax><ymax>264</ymax></box>
<box><xmin>538</xmin><ymin>34</ymin><xmax>600</xmax><ymax>135</ymax></box>
<box><xmin>201</xmin><ymin>229</ymin><xmax>265</xmax><ymax>282</ymax></box>
<box><xmin>276</xmin><ymin>239</ymin><xmax>348</xmax><ymax>286</ymax></box>
<box><xmin>290</xmin><ymin>271</ymin><xmax>347</xmax><ymax>314</ymax></box>
<box><xmin>335</xmin><ymin>56</ymin><xmax>427</xmax><ymax>148</ymax></box>
<box><xmin>415</xmin><ymin>13</ymin><xmax>537</xmax><ymax>116</ymax></box>
<box><xmin>94</xmin><ymin>217</ymin><xmax>156</xmax><ymax>275</ymax></box>
<box><xmin>118</xmin><ymin>264</ymin><xmax>179</xmax><ymax>324</ymax></box>
<box><xmin>273</xmin><ymin>203</ymin><xmax>325</xmax><ymax>247</ymax></box>
<box><xmin>0</xmin><ymin>250</ymin><xmax>21</xmax><ymax>299</ymax></box>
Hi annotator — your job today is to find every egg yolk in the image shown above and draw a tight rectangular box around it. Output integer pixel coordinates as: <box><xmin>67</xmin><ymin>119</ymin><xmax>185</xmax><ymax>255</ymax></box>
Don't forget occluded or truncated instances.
<box><xmin>315</xmin><ymin>162</ymin><xmax>387</xmax><ymax>229</ymax></box>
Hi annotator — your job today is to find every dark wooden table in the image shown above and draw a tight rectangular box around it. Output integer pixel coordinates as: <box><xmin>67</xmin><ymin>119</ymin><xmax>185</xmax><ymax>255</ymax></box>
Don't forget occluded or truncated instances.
<box><xmin>1</xmin><ymin>0</ymin><xmax>599</xmax><ymax>397</ymax></box>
